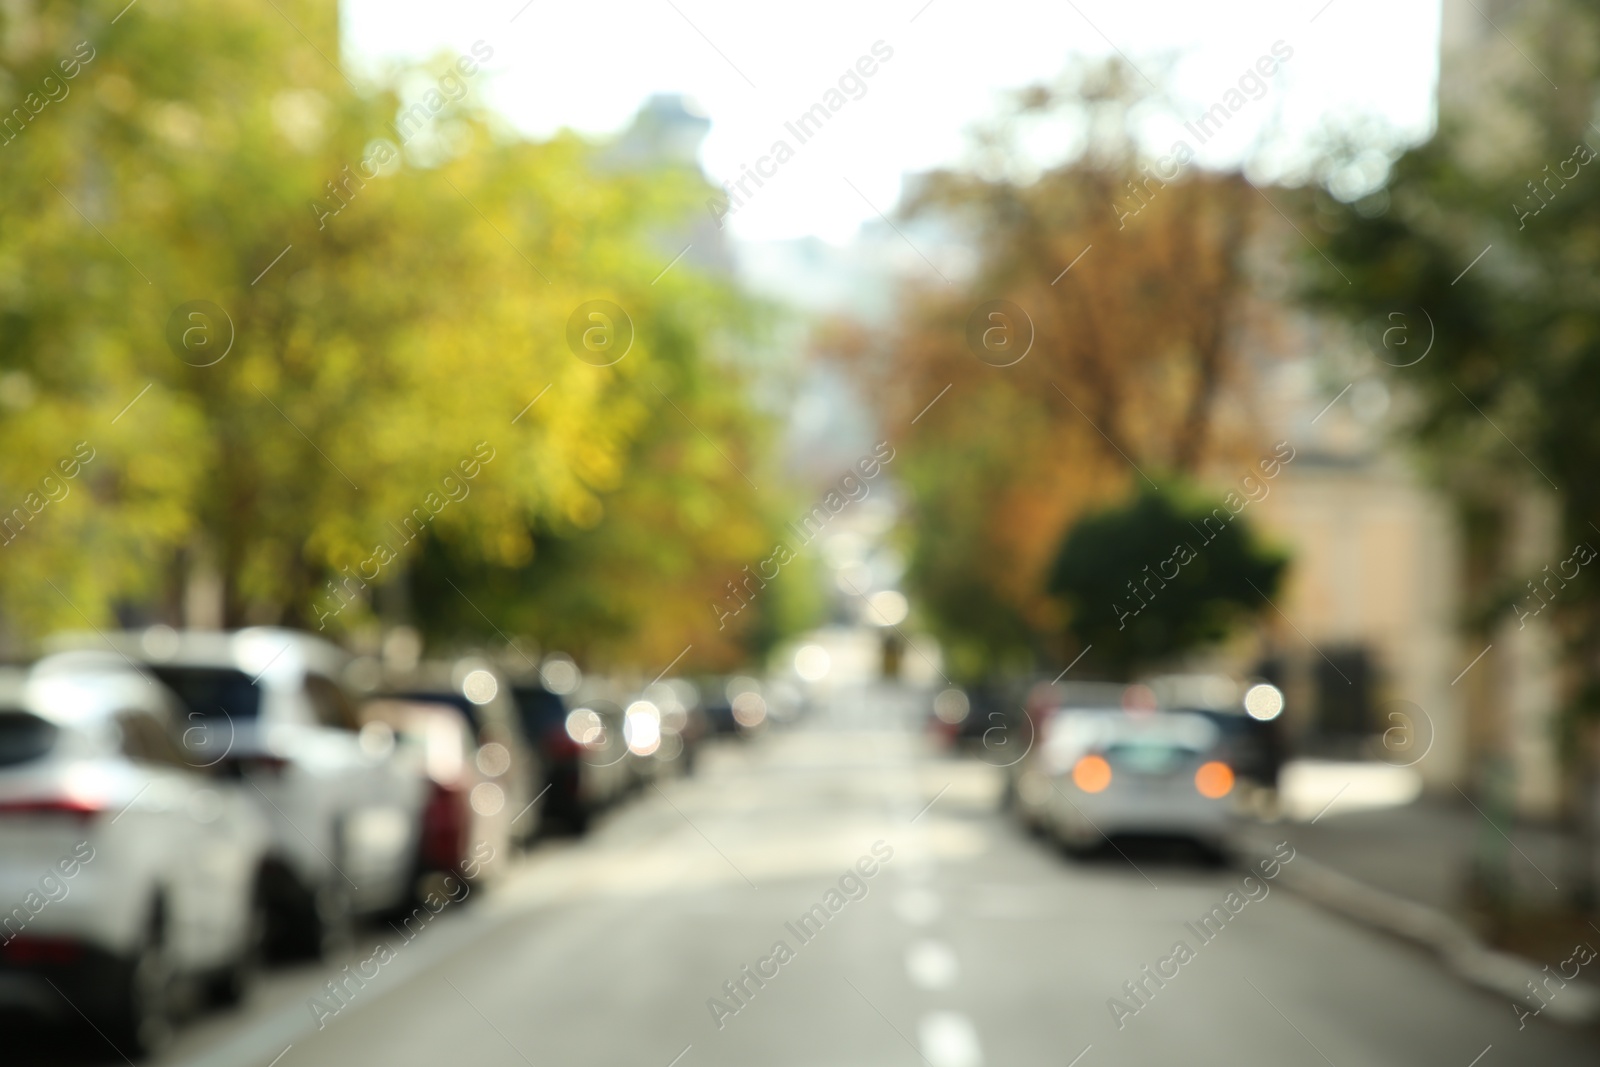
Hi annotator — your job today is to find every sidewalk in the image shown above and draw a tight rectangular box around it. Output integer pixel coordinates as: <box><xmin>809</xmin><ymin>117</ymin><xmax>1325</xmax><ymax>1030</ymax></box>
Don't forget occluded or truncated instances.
<box><xmin>1280</xmin><ymin>794</ymin><xmax>1573</xmax><ymax>920</ymax></box>
<box><xmin>1238</xmin><ymin>776</ymin><xmax>1600</xmax><ymax>1026</ymax></box>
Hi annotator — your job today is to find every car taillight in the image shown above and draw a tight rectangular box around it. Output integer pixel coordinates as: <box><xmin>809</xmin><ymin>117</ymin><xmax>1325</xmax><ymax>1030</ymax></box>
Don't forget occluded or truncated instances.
<box><xmin>544</xmin><ymin>727</ymin><xmax>582</xmax><ymax>761</ymax></box>
<box><xmin>1195</xmin><ymin>761</ymin><xmax>1234</xmax><ymax>799</ymax></box>
<box><xmin>0</xmin><ymin>796</ymin><xmax>105</xmax><ymax>822</ymax></box>
<box><xmin>2</xmin><ymin>937</ymin><xmax>84</xmax><ymax>965</ymax></box>
<box><xmin>420</xmin><ymin>783</ymin><xmax>468</xmax><ymax>871</ymax></box>
<box><xmin>1072</xmin><ymin>755</ymin><xmax>1113</xmax><ymax>794</ymax></box>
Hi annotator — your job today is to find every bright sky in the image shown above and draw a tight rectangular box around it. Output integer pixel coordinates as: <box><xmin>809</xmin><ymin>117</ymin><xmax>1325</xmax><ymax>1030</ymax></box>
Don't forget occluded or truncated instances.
<box><xmin>343</xmin><ymin>0</ymin><xmax>1442</xmax><ymax>242</ymax></box>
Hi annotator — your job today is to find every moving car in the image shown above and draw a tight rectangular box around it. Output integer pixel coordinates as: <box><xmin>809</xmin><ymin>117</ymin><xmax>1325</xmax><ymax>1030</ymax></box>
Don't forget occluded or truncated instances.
<box><xmin>1041</xmin><ymin>706</ymin><xmax>1236</xmax><ymax>859</ymax></box>
<box><xmin>0</xmin><ymin>654</ymin><xmax>272</xmax><ymax>1055</ymax></box>
<box><xmin>50</xmin><ymin>627</ymin><xmax>428</xmax><ymax>960</ymax></box>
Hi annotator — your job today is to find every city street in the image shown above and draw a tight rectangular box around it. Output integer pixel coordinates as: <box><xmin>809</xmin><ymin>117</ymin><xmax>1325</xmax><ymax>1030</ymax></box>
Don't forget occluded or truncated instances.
<box><xmin>8</xmin><ymin>4</ymin><xmax>1600</xmax><ymax>1065</ymax></box>
<box><xmin>24</xmin><ymin>685</ymin><xmax>1596</xmax><ymax>1067</ymax></box>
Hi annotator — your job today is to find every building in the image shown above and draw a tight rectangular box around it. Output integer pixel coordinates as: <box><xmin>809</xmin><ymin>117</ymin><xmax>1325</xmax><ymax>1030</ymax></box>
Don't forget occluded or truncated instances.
<box><xmin>1228</xmin><ymin>0</ymin><xmax>1568</xmax><ymax>816</ymax></box>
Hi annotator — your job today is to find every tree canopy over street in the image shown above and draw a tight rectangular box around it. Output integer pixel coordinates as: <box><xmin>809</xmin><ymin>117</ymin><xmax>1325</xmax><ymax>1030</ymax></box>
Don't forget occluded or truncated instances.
<box><xmin>0</xmin><ymin>0</ymin><xmax>790</xmax><ymax>667</ymax></box>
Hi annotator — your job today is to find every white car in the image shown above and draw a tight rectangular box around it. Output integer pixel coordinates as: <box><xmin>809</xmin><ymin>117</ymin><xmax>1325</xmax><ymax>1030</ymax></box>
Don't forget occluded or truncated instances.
<box><xmin>1040</xmin><ymin>707</ymin><xmax>1236</xmax><ymax>858</ymax></box>
<box><xmin>0</xmin><ymin>654</ymin><xmax>271</xmax><ymax>1055</ymax></box>
<box><xmin>50</xmin><ymin>627</ymin><xmax>429</xmax><ymax>959</ymax></box>
<box><xmin>382</xmin><ymin>659</ymin><xmax>542</xmax><ymax>851</ymax></box>
<box><xmin>359</xmin><ymin>697</ymin><xmax>514</xmax><ymax>887</ymax></box>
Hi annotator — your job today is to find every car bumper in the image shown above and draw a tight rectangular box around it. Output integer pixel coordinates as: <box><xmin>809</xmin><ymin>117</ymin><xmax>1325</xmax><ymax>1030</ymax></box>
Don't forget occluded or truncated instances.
<box><xmin>0</xmin><ymin>942</ymin><xmax>126</xmax><ymax>1021</ymax></box>
<box><xmin>0</xmin><ymin>869</ymin><xmax>141</xmax><ymax>958</ymax></box>
<box><xmin>1050</xmin><ymin>781</ymin><xmax>1233</xmax><ymax>843</ymax></box>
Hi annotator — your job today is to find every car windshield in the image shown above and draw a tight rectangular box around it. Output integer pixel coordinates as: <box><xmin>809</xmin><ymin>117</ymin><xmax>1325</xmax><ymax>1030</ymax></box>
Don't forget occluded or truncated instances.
<box><xmin>0</xmin><ymin>709</ymin><xmax>59</xmax><ymax>767</ymax></box>
<box><xmin>150</xmin><ymin>666</ymin><xmax>263</xmax><ymax>720</ymax></box>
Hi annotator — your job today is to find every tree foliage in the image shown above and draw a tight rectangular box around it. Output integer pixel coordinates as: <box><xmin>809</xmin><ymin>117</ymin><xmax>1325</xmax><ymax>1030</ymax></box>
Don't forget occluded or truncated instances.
<box><xmin>1047</xmin><ymin>484</ymin><xmax>1286</xmax><ymax>679</ymax></box>
<box><xmin>1298</xmin><ymin>0</ymin><xmax>1600</xmax><ymax>756</ymax></box>
<box><xmin>0</xmin><ymin>0</ymin><xmax>784</xmax><ymax>666</ymax></box>
<box><xmin>857</xmin><ymin>59</ymin><xmax>1281</xmax><ymax>676</ymax></box>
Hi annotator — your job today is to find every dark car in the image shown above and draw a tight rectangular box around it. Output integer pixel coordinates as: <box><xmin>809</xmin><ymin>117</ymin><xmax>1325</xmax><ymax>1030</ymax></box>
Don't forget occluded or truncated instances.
<box><xmin>696</xmin><ymin>675</ymin><xmax>766</xmax><ymax>737</ymax></box>
<box><xmin>1145</xmin><ymin>674</ymin><xmax>1286</xmax><ymax>789</ymax></box>
<box><xmin>509</xmin><ymin>684</ymin><xmax>630</xmax><ymax>834</ymax></box>
<box><xmin>1176</xmin><ymin>704</ymin><xmax>1284</xmax><ymax>789</ymax></box>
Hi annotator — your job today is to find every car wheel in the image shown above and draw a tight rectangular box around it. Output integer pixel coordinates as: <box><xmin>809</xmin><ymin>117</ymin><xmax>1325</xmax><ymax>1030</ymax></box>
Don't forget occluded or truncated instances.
<box><xmin>1059</xmin><ymin>828</ymin><xmax>1098</xmax><ymax>860</ymax></box>
<box><xmin>314</xmin><ymin>878</ymin><xmax>355</xmax><ymax>960</ymax></box>
<box><xmin>208</xmin><ymin>886</ymin><xmax>266</xmax><ymax>1007</ymax></box>
<box><xmin>567</xmin><ymin>805</ymin><xmax>591</xmax><ymax>836</ymax></box>
<box><xmin>107</xmin><ymin>908</ymin><xmax>174</xmax><ymax>1057</ymax></box>
<box><xmin>266</xmin><ymin>866</ymin><xmax>352</xmax><ymax>961</ymax></box>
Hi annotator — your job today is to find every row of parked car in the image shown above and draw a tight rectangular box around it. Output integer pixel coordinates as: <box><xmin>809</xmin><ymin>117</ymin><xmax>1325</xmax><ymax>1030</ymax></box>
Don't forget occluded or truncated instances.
<box><xmin>932</xmin><ymin>674</ymin><xmax>1287</xmax><ymax>861</ymax></box>
<box><xmin>0</xmin><ymin>626</ymin><xmax>737</xmax><ymax>1056</ymax></box>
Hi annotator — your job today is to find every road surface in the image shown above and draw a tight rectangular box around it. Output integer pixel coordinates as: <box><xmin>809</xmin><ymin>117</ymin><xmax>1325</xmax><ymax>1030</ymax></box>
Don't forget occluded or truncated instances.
<box><xmin>23</xmin><ymin>683</ymin><xmax>1600</xmax><ymax>1066</ymax></box>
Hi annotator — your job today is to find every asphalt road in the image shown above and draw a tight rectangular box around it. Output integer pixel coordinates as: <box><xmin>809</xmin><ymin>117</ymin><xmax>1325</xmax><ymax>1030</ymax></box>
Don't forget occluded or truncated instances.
<box><xmin>21</xmin><ymin>682</ymin><xmax>1600</xmax><ymax>1066</ymax></box>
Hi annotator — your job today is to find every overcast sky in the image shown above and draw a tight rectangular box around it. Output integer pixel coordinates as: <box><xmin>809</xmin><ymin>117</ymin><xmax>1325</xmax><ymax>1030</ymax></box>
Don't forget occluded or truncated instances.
<box><xmin>343</xmin><ymin>0</ymin><xmax>1442</xmax><ymax>242</ymax></box>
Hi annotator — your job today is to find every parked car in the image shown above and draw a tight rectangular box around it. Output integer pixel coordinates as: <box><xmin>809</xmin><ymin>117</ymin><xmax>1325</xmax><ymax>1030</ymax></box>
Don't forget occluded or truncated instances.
<box><xmin>1041</xmin><ymin>706</ymin><xmax>1236</xmax><ymax>860</ymax></box>
<box><xmin>698</xmin><ymin>675</ymin><xmax>767</xmax><ymax>738</ymax></box>
<box><xmin>615</xmin><ymin>680</ymin><xmax>707</xmax><ymax>785</ymax></box>
<box><xmin>383</xmin><ymin>659</ymin><xmax>543</xmax><ymax>849</ymax></box>
<box><xmin>49</xmin><ymin>627</ymin><xmax>428</xmax><ymax>960</ymax></box>
<box><xmin>697</xmin><ymin>676</ymin><xmax>740</xmax><ymax>736</ymax></box>
<box><xmin>0</xmin><ymin>653</ymin><xmax>272</xmax><ymax>1055</ymax></box>
<box><xmin>930</xmin><ymin>681</ymin><xmax>1028</xmax><ymax>756</ymax></box>
<box><xmin>652</xmin><ymin>679</ymin><xmax>709</xmax><ymax>775</ymax></box>
<box><xmin>508</xmin><ymin>681</ymin><xmax>626</xmax><ymax>835</ymax></box>
<box><xmin>564</xmin><ymin>698</ymin><xmax>635</xmax><ymax>799</ymax></box>
<box><xmin>358</xmin><ymin>697</ymin><xmax>510</xmax><ymax>888</ymax></box>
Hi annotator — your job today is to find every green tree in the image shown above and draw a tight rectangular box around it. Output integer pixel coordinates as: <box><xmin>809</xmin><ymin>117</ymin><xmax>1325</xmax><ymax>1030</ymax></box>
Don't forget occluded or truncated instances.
<box><xmin>0</xmin><ymin>0</ymin><xmax>782</xmax><ymax>662</ymax></box>
<box><xmin>856</xmin><ymin>59</ymin><xmax>1275</xmax><ymax>677</ymax></box>
<box><xmin>1297</xmin><ymin>0</ymin><xmax>1600</xmax><ymax>903</ymax></box>
<box><xmin>1046</xmin><ymin>484</ymin><xmax>1286</xmax><ymax>679</ymax></box>
<box><xmin>1298</xmin><ymin>1</ymin><xmax>1600</xmax><ymax>802</ymax></box>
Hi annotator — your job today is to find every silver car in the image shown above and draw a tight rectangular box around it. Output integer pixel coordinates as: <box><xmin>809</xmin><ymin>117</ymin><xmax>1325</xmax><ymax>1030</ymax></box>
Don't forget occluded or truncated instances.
<box><xmin>1042</xmin><ymin>707</ymin><xmax>1236</xmax><ymax>858</ymax></box>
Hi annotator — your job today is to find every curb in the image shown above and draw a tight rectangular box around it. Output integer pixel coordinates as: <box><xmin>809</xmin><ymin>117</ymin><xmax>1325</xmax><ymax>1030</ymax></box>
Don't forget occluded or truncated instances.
<box><xmin>1239</xmin><ymin>837</ymin><xmax>1600</xmax><ymax>1025</ymax></box>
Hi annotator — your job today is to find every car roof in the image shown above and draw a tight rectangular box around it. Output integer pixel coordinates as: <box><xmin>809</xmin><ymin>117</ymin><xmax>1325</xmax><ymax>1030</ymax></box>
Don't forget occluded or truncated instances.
<box><xmin>44</xmin><ymin>627</ymin><xmax>348</xmax><ymax>685</ymax></box>
<box><xmin>5</xmin><ymin>653</ymin><xmax>179</xmax><ymax>727</ymax></box>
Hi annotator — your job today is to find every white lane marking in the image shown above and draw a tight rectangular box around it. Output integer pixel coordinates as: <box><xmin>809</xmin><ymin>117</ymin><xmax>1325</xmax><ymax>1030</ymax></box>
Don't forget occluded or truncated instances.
<box><xmin>919</xmin><ymin>1011</ymin><xmax>983</xmax><ymax>1067</ymax></box>
<box><xmin>893</xmin><ymin>887</ymin><xmax>942</xmax><ymax>926</ymax></box>
<box><xmin>906</xmin><ymin>939</ymin><xmax>960</xmax><ymax>990</ymax></box>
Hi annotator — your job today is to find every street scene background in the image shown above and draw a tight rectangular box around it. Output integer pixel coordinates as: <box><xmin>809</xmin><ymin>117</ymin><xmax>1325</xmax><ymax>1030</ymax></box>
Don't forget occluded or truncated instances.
<box><xmin>3</xmin><ymin>0</ymin><xmax>1600</xmax><ymax>1064</ymax></box>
